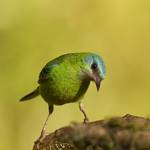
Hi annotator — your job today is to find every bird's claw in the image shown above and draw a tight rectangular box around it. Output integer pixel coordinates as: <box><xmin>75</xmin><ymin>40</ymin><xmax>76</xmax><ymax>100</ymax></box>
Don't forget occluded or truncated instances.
<box><xmin>84</xmin><ymin>117</ymin><xmax>90</xmax><ymax>124</ymax></box>
<box><xmin>34</xmin><ymin>129</ymin><xmax>47</xmax><ymax>149</ymax></box>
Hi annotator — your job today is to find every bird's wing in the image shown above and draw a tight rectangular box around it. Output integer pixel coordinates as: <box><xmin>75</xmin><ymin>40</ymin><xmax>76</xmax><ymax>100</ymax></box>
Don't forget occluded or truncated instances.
<box><xmin>38</xmin><ymin>53</ymin><xmax>76</xmax><ymax>84</ymax></box>
<box><xmin>38</xmin><ymin>63</ymin><xmax>58</xmax><ymax>84</ymax></box>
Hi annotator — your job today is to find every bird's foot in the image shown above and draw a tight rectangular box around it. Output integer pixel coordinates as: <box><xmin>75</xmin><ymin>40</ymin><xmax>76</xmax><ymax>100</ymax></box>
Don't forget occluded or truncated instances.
<box><xmin>83</xmin><ymin>117</ymin><xmax>90</xmax><ymax>124</ymax></box>
<box><xmin>34</xmin><ymin>129</ymin><xmax>47</xmax><ymax>149</ymax></box>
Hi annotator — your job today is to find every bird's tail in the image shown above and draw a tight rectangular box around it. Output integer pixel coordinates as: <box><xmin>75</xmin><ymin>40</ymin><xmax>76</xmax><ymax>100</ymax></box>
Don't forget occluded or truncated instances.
<box><xmin>20</xmin><ymin>87</ymin><xmax>40</xmax><ymax>101</ymax></box>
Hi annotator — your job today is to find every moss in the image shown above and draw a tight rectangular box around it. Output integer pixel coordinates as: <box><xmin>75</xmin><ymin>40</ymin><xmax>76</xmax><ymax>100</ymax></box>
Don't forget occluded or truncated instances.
<box><xmin>33</xmin><ymin>114</ymin><xmax>150</xmax><ymax>150</ymax></box>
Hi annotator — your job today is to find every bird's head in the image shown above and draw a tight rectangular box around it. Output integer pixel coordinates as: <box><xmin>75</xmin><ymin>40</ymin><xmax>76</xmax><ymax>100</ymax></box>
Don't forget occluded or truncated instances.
<box><xmin>80</xmin><ymin>53</ymin><xmax>106</xmax><ymax>91</ymax></box>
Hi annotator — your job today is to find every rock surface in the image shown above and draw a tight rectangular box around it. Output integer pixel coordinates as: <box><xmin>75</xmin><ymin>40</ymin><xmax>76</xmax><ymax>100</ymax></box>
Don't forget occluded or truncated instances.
<box><xmin>33</xmin><ymin>114</ymin><xmax>150</xmax><ymax>150</ymax></box>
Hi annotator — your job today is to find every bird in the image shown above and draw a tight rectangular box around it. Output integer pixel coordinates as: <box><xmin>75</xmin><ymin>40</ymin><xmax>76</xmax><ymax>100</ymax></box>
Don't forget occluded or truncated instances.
<box><xmin>20</xmin><ymin>52</ymin><xmax>106</xmax><ymax>142</ymax></box>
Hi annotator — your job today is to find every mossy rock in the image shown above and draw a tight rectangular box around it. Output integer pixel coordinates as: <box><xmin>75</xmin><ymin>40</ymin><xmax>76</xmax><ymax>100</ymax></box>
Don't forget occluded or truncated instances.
<box><xmin>33</xmin><ymin>114</ymin><xmax>150</xmax><ymax>150</ymax></box>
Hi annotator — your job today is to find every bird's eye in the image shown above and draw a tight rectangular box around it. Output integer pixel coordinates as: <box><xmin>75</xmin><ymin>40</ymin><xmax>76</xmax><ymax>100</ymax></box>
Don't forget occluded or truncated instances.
<box><xmin>91</xmin><ymin>63</ymin><xmax>97</xmax><ymax>70</ymax></box>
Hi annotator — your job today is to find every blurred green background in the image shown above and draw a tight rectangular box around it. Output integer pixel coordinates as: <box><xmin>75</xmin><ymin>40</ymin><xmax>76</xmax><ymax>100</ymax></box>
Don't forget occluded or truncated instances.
<box><xmin>1</xmin><ymin>0</ymin><xmax>150</xmax><ymax>149</ymax></box>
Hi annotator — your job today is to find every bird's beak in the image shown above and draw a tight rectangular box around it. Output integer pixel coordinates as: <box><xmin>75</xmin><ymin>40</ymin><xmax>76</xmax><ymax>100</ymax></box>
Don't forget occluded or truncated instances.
<box><xmin>95</xmin><ymin>76</ymin><xmax>102</xmax><ymax>91</ymax></box>
<box><xmin>83</xmin><ymin>69</ymin><xmax>103</xmax><ymax>91</ymax></box>
<box><xmin>92</xmin><ymin>72</ymin><xmax>102</xmax><ymax>91</ymax></box>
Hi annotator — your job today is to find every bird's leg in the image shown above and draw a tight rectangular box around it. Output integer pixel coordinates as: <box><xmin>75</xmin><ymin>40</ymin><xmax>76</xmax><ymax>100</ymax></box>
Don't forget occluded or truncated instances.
<box><xmin>39</xmin><ymin>113</ymin><xmax>50</xmax><ymax>140</ymax></box>
<box><xmin>35</xmin><ymin>105</ymin><xmax>53</xmax><ymax>144</ymax></box>
<box><xmin>79</xmin><ymin>102</ymin><xmax>89</xmax><ymax>123</ymax></box>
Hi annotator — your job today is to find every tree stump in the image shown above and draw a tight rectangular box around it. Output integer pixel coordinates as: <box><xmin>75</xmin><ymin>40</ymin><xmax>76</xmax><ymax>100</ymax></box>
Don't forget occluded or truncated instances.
<box><xmin>33</xmin><ymin>114</ymin><xmax>150</xmax><ymax>150</ymax></box>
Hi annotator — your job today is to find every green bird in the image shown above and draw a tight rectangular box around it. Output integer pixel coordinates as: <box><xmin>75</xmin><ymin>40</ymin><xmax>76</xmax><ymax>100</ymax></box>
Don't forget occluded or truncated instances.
<box><xmin>20</xmin><ymin>52</ymin><xmax>106</xmax><ymax>141</ymax></box>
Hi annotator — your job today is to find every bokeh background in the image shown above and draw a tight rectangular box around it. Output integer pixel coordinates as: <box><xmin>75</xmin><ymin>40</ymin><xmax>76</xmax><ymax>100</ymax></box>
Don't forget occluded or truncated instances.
<box><xmin>1</xmin><ymin>0</ymin><xmax>150</xmax><ymax>149</ymax></box>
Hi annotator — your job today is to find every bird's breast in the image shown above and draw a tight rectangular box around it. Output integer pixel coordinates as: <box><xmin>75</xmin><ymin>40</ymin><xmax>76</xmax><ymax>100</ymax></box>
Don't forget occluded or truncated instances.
<box><xmin>39</xmin><ymin>74</ymin><xmax>90</xmax><ymax>105</ymax></box>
